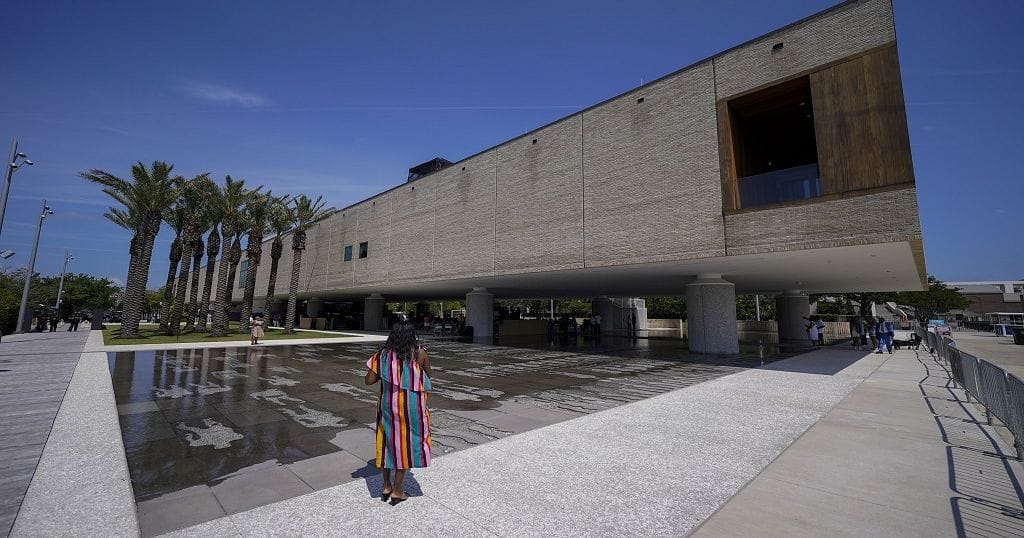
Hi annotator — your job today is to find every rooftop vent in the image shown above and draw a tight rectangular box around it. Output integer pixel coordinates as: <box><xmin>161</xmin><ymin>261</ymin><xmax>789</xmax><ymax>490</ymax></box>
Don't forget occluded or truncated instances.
<box><xmin>407</xmin><ymin>157</ymin><xmax>453</xmax><ymax>182</ymax></box>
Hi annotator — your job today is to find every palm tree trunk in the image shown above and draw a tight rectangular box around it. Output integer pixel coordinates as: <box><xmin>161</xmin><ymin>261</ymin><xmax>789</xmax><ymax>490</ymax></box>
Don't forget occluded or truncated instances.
<box><xmin>262</xmin><ymin>238</ymin><xmax>283</xmax><ymax>325</ymax></box>
<box><xmin>159</xmin><ymin>236</ymin><xmax>181</xmax><ymax>332</ymax></box>
<box><xmin>197</xmin><ymin>228</ymin><xmax>220</xmax><ymax>332</ymax></box>
<box><xmin>284</xmin><ymin>247</ymin><xmax>303</xmax><ymax>334</ymax></box>
<box><xmin>118</xmin><ymin>235</ymin><xmax>142</xmax><ymax>337</ymax></box>
<box><xmin>168</xmin><ymin>239</ymin><xmax>193</xmax><ymax>335</ymax></box>
<box><xmin>184</xmin><ymin>237</ymin><xmax>204</xmax><ymax>331</ymax></box>
<box><xmin>212</xmin><ymin>232</ymin><xmax>240</xmax><ymax>337</ymax></box>
<box><xmin>239</xmin><ymin>238</ymin><xmax>263</xmax><ymax>333</ymax></box>
<box><xmin>122</xmin><ymin>216</ymin><xmax>161</xmax><ymax>338</ymax></box>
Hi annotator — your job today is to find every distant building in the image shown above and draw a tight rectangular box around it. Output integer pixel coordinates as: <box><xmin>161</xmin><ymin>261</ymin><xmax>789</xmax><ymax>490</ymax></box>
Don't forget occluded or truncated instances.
<box><xmin>947</xmin><ymin>280</ymin><xmax>1024</xmax><ymax>321</ymax></box>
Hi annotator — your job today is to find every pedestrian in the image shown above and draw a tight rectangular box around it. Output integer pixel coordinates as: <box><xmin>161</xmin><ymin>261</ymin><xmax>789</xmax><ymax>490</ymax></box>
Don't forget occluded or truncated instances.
<box><xmin>365</xmin><ymin>321</ymin><xmax>431</xmax><ymax>505</ymax></box>
<box><xmin>875</xmin><ymin>315</ymin><xmax>894</xmax><ymax>354</ymax></box>
<box><xmin>805</xmin><ymin>316</ymin><xmax>819</xmax><ymax>346</ymax></box>
<box><xmin>815</xmin><ymin>317</ymin><xmax>826</xmax><ymax>346</ymax></box>
<box><xmin>849</xmin><ymin>316</ymin><xmax>865</xmax><ymax>351</ymax></box>
<box><xmin>49</xmin><ymin>316</ymin><xmax>58</xmax><ymax>332</ymax></box>
<box><xmin>250</xmin><ymin>314</ymin><xmax>265</xmax><ymax>345</ymax></box>
<box><xmin>592</xmin><ymin>313</ymin><xmax>602</xmax><ymax>340</ymax></box>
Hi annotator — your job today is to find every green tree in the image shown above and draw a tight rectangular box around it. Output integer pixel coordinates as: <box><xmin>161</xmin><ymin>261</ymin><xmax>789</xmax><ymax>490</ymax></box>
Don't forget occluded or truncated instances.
<box><xmin>284</xmin><ymin>195</ymin><xmax>334</xmax><ymax>333</ymax></box>
<box><xmin>895</xmin><ymin>276</ymin><xmax>969</xmax><ymax>321</ymax></box>
<box><xmin>645</xmin><ymin>296</ymin><xmax>686</xmax><ymax>319</ymax></box>
<box><xmin>736</xmin><ymin>294</ymin><xmax>776</xmax><ymax>320</ymax></box>
<box><xmin>81</xmin><ymin>161</ymin><xmax>180</xmax><ymax>338</ymax></box>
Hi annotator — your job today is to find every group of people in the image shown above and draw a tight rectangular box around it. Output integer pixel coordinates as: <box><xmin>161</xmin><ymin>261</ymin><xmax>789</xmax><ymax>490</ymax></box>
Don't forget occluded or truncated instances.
<box><xmin>808</xmin><ymin>314</ymin><xmax>899</xmax><ymax>354</ymax></box>
<box><xmin>848</xmin><ymin>315</ymin><xmax>897</xmax><ymax>354</ymax></box>
<box><xmin>32</xmin><ymin>312</ymin><xmax>85</xmax><ymax>332</ymax></box>
<box><xmin>547</xmin><ymin>312</ymin><xmax>603</xmax><ymax>342</ymax></box>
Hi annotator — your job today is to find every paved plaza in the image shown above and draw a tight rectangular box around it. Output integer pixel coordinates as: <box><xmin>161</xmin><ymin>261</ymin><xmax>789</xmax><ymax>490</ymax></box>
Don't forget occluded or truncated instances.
<box><xmin>109</xmin><ymin>338</ymin><xmax>783</xmax><ymax>535</ymax></box>
<box><xmin>4</xmin><ymin>329</ymin><xmax>1024</xmax><ymax>536</ymax></box>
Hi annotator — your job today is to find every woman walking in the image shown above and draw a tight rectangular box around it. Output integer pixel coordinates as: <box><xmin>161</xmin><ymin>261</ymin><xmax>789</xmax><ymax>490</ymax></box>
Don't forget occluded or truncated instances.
<box><xmin>250</xmin><ymin>314</ymin><xmax>265</xmax><ymax>345</ymax></box>
<box><xmin>364</xmin><ymin>321</ymin><xmax>432</xmax><ymax>504</ymax></box>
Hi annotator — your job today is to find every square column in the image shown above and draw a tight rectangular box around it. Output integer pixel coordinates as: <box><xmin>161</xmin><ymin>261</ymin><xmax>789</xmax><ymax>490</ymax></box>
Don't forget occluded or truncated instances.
<box><xmin>466</xmin><ymin>288</ymin><xmax>494</xmax><ymax>339</ymax></box>
<box><xmin>363</xmin><ymin>294</ymin><xmax>385</xmax><ymax>331</ymax></box>
<box><xmin>775</xmin><ymin>290</ymin><xmax>811</xmax><ymax>345</ymax></box>
<box><xmin>686</xmin><ymin>274</ymin><xmax>739</xmax><ymax>354</ymax></box>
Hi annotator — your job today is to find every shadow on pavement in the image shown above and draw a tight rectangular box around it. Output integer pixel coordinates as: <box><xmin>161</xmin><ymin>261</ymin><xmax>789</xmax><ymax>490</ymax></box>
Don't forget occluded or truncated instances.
<box><xmin>916</xmin><ymin>351</ymin><xmax>1024</xmax><ymax>536</ymax></box>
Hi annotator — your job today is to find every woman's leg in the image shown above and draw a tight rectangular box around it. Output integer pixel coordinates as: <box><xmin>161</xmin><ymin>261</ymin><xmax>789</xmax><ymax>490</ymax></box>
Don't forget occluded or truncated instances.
<box><xmin>381</xmin><ymin>469</ymin><xmax>392</xmax><ymax>495</ymax></box>
<box><xmin>391</xmin><ymin>469</ymin><xmax>408</xmax><ymax>498</ymax></box>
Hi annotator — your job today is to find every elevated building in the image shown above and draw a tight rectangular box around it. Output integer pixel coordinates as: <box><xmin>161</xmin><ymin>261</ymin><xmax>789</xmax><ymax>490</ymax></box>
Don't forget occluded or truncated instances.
<box><xmin>204</xmin><ymin>0</ymin><xmax>926</xmax><ymax>353</ymax></box>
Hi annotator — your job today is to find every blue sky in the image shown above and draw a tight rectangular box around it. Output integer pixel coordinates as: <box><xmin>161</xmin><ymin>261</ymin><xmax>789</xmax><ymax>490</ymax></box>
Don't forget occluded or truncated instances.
<box><xmin>0</xmin><ymin>0</ymin><xmax>1021</xmax><ymax>289</ymax></box>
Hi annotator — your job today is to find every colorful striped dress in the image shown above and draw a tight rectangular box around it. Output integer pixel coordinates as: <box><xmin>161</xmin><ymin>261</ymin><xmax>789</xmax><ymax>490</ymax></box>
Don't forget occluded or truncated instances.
<box><xmin>366</xmin><ymin>348</ymin><xmax>432</xmax><ymax>469</ymax></box>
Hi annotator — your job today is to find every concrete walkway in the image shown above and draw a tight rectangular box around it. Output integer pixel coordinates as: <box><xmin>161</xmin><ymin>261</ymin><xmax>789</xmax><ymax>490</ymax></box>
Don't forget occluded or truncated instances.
<box><xmin>694</xmin><ymin>346</ymin><xmax>1024</xmax><ymax>537</ymax></box>
<box><xmin>163</xmin><ymin>346</ymin><xmax>898</xmax><ymax>536</ymax></box>
<box><xmin>10</xmin><ymin>333</ymin><xmax>1023</xmax><ymax>536</ymax></box>
<box><xmin>0</xmin><ymin>330</ymin><xmax>89</xmax><ymax>537</ymax></box>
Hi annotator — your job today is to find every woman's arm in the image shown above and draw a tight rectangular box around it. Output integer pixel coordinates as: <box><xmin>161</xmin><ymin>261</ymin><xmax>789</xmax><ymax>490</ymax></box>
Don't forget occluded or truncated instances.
<box><xmin>364</xmin><ymin>364</ymin><xmax>380</xmax><ymax>385</ymax></box>
<box><xmin>416</xmin><ymin>347</ymin><xmax>431</xmax><ymax>377</ymax></box>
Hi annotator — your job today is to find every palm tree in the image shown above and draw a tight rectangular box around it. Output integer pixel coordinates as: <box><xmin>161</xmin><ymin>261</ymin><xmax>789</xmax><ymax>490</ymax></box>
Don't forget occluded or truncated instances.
<box><xmin>262</xmin><ymin>197</ymin><xmax>293</xmax><ymax>323</ymax></box>
<box><xmin>195</xmin><ymin>223</ymin><xmax>220</xmax><ymax>332</ymax></box>
<box><xmin>168</xmin><ymin>174</ymin><xmax>213</xmax><ymax>335</ymax></box>
<box><xmin>184</xmin><ymin>233</ymin><xmax>205</xmax><ymax>331</ymax></box>
<box><xmin>159</xmin><ymin>208</ymin><xmax>185</xmax><ymax>332</ymax></box>
<box><xmin>81</xmin><ymin>161</ymin><xmax>179</xmax><ymax>338</ymax></box>
<box><xmin>210</xmin><ymin>176</ymin><xmax>256</xmax><ymax>336</ymax></box>
<box><xmin>284</xmin><ymin>195</ymin><xmax>334</xmax><ymax>334</ymax></box>
<box><xmin>239</xmin><ymin>191</ymin><xmax>276</xmax><ymax>333</ymax></box>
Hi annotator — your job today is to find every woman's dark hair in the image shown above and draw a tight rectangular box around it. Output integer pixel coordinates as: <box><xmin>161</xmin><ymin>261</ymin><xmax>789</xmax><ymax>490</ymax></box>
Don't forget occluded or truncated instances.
<box><xmin>384</xmin><ymin>321</ymin><xmax>418</xmax><ymax>359</ymax></box>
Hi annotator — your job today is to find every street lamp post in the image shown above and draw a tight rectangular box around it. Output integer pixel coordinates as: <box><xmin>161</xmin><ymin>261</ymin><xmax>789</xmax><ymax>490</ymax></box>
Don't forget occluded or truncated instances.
<box><xmin>55</xmin><ymin>250</ymin><xmax>73</xmax><ymax>314</ymax></box>
<box><xmin>16</xmin><ymin>200</ymin><xmax>54</xmax><ymax>333</ymax></box>
<box><xmin>1</xmin><ymin>138</ymin><xmax>34</xmax><ymax>238</ymax></box>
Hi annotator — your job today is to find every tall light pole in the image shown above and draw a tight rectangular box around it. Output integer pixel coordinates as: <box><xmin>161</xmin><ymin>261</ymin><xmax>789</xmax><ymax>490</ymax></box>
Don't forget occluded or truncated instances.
<box><xmin>55</xmin><ymin>250</ymin><xmax>74</xmax><ymax>314</ymax></box>
<box><xmin>16</xmin><ymin>200</ymin><xmax>54</xmax><ymax>333</ymax></box>
<box><xmin>1</xmin><ymin>138</ymin><xmax>34</xmax><ymax>238</ymax></box>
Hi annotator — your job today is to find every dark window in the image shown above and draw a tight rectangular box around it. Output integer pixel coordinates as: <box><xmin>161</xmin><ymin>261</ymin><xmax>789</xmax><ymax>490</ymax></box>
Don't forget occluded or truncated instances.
<box><xmin>238</xmin><ymin>259</ymin><xmax>249</xmax><ymax>289</ymax></box>
<box><xmin>727</xmin><ymin>76</ymin><xmax>820</xmax><ymax>209</ymax></box>
<box><xmin>343</xmin><ymin>245</ymin><xmax>353</xmax><ymax>262</ymax></box>
<box><xmin>359</xmin><ymin>242</ymin><xmax>368</xmax><ymax>259</ymax></box>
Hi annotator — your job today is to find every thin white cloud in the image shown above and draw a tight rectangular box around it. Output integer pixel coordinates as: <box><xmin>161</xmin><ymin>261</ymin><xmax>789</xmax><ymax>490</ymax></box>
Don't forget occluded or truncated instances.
<box><xmin>182</xmin><ymin>83</ymin><xmax>270</xmax><ymax>107</ymax></box>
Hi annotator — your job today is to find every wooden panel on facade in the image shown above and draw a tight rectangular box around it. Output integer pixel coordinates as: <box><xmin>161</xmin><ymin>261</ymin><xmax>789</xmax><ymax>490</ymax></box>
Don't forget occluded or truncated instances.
<box><xmin>716</xmin><ymin>101</ymin><xmax>740</xmax><ymax>212</ymax></box>
<box><xmin>810</xmin><ymin>45</ymin><xmax>914</xmax><ymax>195</ymax></box>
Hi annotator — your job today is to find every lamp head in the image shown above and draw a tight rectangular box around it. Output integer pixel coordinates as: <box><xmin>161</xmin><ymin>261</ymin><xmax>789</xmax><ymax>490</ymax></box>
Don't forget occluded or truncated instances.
<box><xmin>16</xmin><ymin>152</ymin><xmax>26</xmax><ymax>158</ymax></box>
<box><xmin>23</xmin><ymin>160</ymin><xmax>32</xmax><ymax>166</ymax></box>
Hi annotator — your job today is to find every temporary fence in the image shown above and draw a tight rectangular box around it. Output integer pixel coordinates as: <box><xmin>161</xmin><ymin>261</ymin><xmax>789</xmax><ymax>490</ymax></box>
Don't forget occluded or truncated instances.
<box><xmin>917</xmin><ymin>325</ymin><xmax>1024</xmax><ymax>460</ymax></box>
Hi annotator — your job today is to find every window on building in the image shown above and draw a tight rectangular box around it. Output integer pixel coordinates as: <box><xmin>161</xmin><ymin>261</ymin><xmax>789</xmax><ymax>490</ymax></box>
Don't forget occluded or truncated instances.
<box><xmin>238</xmin><ymin>259</ymin><xmax>249</xmax><ymax>289</ymax></box>
<box><xmin>725</xmin><ymin>76</ymin><xmax>820</xmax><ymax>209</ymax></box>
<box><xmin>343</xmin><ymin>245</ymin><xmax>353</xmax><ymax>262</ymax></box>
<box><xmin>359</xmin><ymin>242</ymin><xmax>368</xmax><ymax>259</ymax></box>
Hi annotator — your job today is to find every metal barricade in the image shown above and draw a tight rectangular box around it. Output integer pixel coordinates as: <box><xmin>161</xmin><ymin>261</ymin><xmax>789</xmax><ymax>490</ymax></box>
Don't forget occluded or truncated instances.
<box><xmin>929</xmin><ymin>331</ymin><xmax>1024</xmax><ymax>460</ymax></box>
<box><xmin>977</xmin><ymin>359</ymin><xmax>1010</xmax><ymax>425</ymax></box>
<box><xmin>1005</xmin><ymin>374</ymin><xmax>1024</xmax><ymax>460</ymax></box>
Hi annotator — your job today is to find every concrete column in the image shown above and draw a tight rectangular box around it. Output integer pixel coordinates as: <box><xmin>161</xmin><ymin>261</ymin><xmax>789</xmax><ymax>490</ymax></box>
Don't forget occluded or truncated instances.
<box><xmin>465</xmin><ymin>288</ymin><xmax>494</xmax><ymax>339</ymax></box>
<box><xmin>305</xmin><ymin>298</ymin><xmax>324</xmax><ymax>318</ymax></box>
<box><xmin>686</xmin><ymin>274</ymin><xmax>739</xmax><ymax>354</ymax></box>
<box><xmin>591</xmin><ymin>296</ymin><xmax>614</xmax><ymax>334</ymax></box>
<box><xmin>776</xmin><ymin>290</ymin><xmax>811</xmax><ymax>345</ymax></box>
<box><xmin>363</xmin><ymin>293</ymin><xmax>385</xmax><ymax>331</ymax></box>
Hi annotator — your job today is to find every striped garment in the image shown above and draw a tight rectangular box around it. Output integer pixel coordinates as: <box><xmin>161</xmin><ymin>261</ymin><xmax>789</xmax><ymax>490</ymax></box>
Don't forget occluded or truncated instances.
<box><xmin>366</xmin><ymin>349</ymin><xmax>432</xmax><ymax>469</ymax></box>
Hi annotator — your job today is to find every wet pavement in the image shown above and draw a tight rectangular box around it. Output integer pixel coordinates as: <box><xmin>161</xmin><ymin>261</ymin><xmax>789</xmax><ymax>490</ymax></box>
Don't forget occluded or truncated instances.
<box><xmin>109</xmin><ymin>338</ymin><xmax>791</xmax><ymax>535</ymax></box>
